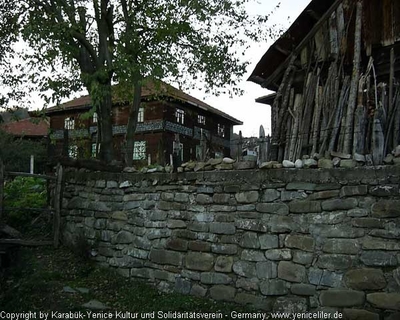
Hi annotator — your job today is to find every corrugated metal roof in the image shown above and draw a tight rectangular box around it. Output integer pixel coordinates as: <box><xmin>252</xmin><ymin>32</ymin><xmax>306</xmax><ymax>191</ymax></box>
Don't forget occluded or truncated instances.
<box><xmin>45</xmin><ymin>80</ymin><xmax>243</xmax><ymax>125</ymax></box>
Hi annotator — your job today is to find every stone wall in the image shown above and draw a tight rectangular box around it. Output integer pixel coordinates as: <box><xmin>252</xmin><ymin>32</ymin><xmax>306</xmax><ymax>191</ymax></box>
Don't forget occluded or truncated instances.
<box><xmin>61</xmin><ymin>166</ymin><xmax>400</xmax><ymax>318</ymax></box>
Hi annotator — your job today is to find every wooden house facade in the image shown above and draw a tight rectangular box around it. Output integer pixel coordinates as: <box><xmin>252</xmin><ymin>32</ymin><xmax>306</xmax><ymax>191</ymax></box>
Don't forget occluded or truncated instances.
<box><xmin>45</xmin><ymin>81</ymin><xmax>242</xmax><ymax>165</ymax></box>
<box><xmin>249</xmin><ymin>0</ymin><xmax>400</xmax><ymax>164</ymax></box>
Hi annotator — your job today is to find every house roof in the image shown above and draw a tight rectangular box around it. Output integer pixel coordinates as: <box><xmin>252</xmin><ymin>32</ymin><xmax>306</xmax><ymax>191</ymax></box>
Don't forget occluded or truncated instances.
<box><xmin>0</xmin><ymin>117</ymin><xmax>49</xmax><ymax>137</ymax></box>
<box><xmin>45</xmin><ymin>80</ymin><xmax>243</xmax><ymax>125</ymax></box>
<box><xmin>248</xmin><ymin>0</ymin><xmax>338</xmax><ymax>91</ymax></box>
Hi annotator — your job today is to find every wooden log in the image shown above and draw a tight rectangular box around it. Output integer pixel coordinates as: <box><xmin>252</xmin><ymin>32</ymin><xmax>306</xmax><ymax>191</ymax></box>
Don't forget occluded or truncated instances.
<box><xmin>394</xmin><ymin>91</ymin><xmax>400</xmax><ymax>147</ymax></box>
<box><xmin>372</xmin><ymin>114</ymin><xmax>385</xmax><ymax>165</ymax></box>
<box><xmin>0</xmin><ymin>223</ymin><xmax>22</xmax><ymax>238</ymax></box>
<box><xmin>284</xmin><ymin>88</ymin><xmax>295</xmax><ymax>160</ymax></box>
<box><xmin>327</xmin><ymin>76</ymin><xmax>351</xmax><ymax>153</ymax></box>
<box><xmin>0</xmin><ymin>159</ymin><xmax>3</xmax><ymax>221</ymax></box>
<box><xmin>53</xmin><ymin>164</ymin><xmax>63</xmax><ymax>248</ymax></box>
<box><xmin>289</xmin><ymin>94</ymin><xmax>303</xmax><ymax>161</ymax></box>
<box><xmin>329</xmin><ymin>11</ymin><xmax>339</xmax><ymax>58</ymax></box>
<box><xmin>343</xmin><ymin>1</ymin><xmax>363</xmax><ymax>155</ymax></box>
<box><xmin>311</xmin><ymin>84</ymin><xmax>323</xmax><ymax>156</ymax></box>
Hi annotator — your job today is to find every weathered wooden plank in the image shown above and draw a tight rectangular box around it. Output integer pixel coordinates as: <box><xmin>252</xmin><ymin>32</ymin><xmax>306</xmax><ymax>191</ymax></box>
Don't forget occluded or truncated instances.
<box><xmin>336</xmin><ymin>3</ymin><xmax>346</xmax><ymax>55</ymax></box>
<box><xmin>372</xmin><ymin>114</ymin><xmax>385</xmax><ymax>165</ymax></box>
<box><xmin>311</xmin><ymin>84</ymin><xmax>323</xmax><ymax>156</ymax></box>
<box><xmin>329</xmin><ymin>11</ymin><xmax>339</xmax><ymax>57</ymax></box>
<box><xmin>289</xmin><ymin>94</ymin><xmax>303</xmax><ymax>161</ymax></box>
<box><xmin>343</xmin><ymin>1</ymin><xmax>363</xmax><ymax>155</ymax></box>
<box><xmin>0</xmin><ymin>160</ymin><xmax>3</xmax><ymax>221</ymax></box>
<box><xmin>353</xmin><ymin>77</ymin><xmax>367</xmax><ymax>155</ymax></box>
<box><xmin>382</xmin><ymin>0</ymin><xmax>394</xmax><ymax>47</ymax></box>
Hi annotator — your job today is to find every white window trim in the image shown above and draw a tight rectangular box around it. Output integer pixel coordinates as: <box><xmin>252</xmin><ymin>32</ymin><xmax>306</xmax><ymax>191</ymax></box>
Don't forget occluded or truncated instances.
<box><xmin>217</xmin><ymin>124</ymin><xmax>225</xmax><ymax>138</ymax></box>
<box><xmin>93</xmin><ymin>112</ymin><xmax>98</xmax><ymax>123</ymax></box>
<box><xmin>68</xmin><ymin>145</ymin><xmax>78</xmax><ymax>159</ymax></box>
<box><xmin>133</xmin><ymin>141</ymin><xmax>147</xmax><ymax>160</ymax></box>
<box><xmin>138</xmin><ymin>107</ymin><xmax>144</xmax><ymax>123</ymax></box>
<box><xmin>198</xmin><ymin>114</ymin><xmax>206</xmax><ymax>125</ymax></box>
<box><xmin>175</xmin><ymin>109</ymin><xmax>185</xmax><ymax>124</ymax></box>
<box><xmin>64</xmin><ymin>117</ymin><xmax>75</xmax><ymax>130</ymax></box>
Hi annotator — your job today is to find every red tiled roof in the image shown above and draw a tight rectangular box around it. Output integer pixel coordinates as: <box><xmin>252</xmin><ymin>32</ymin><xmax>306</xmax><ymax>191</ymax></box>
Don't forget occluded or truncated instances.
<box><xmin>45</xmin><ymin>80</ymin><xmax>243</xmax><ymax>125</ymax></box>
<box><xmin>0</xmin><ymin>118</ymin><xmax>49</xmax><ymax>137</ymax></box>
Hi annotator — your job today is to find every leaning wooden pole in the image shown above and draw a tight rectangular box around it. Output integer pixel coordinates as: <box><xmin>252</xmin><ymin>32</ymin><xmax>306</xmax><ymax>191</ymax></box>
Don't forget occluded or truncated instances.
<box><xmin>343</xmin><ymin>1</ymin><xmax>362</xmax><ymax>155</ymax></box>
<box><xmin>53</xmin><ymin>164</ymin><xmax>63</xmax><ymax>248</ymax></box>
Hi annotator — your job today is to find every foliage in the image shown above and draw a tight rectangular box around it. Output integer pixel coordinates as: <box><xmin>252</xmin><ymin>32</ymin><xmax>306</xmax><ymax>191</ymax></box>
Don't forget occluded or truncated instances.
<box><xmin>0</xmin><ymin>0</ymin><xmax>281</xmax><ymax>163</ymax></box>
<box><xmin>3</xmin><ymin>176</ymin><xmax>47</xmax><ymax>229</ymax></box>
<box><xmin>0</xmin><ymin>130</ymin><xmax>47</xmax><ymax>172</ymax></box>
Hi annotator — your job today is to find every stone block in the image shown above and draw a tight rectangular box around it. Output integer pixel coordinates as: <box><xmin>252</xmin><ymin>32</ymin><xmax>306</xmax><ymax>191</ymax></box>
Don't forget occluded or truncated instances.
<box><xmin>259</xmin><ymin>234</ymin><xmax>279</xmax><ymax>250</ymax></box>
<box><xmin>234</xmin><ymin>292</ymin><xmax>264</xmax><ymax>307</ymax></box>
<box><xmin>292</xmin><ymin>251</ymin><xmax>313</xmax><ymax>265</ymax></box>
<box><xmin>235</xmin><ymin>219</ymin><xmax>268</xmax><ymax>232</ymax></box>
<box><xmin>315</xmin><ymin>183</ymin><xmax>341</xmax><ymax>191</ymax></box>
<box><xmin>123</xmin><ymin>194</ymin><xmax>146</xmax><ymax>201</ymax></box>
<box><xmin>256</xmin><ymin>261</ymin><xmax>277</xmax><ymax>279</ymax></box>
<box><xmin>322</xmin><ymin>198</ymin><xmax>358</xmax><ymax>211</ymax></box>
<box><xmin>209</xmin><ymin>222</ymin><xmax>236</xmax><ymax>235</ymax></box>
<box><xmin>310</xmin><ymin>212</ymin><xmax>347</xmax><ymax>225</ymax></box>
<box><xmin>115</xmin><ymin>231</ymin><xmax>134</xmax><ymax>244</ymax></box>
<box><xmin>278</xmin><ymin>261</ymin><xmax>306</xmax><ymax>283</ymax></box>
<box><xmin>235</xmin><ymin>191</ymin><xmax>259</xmax><ymax>204</ymax></box>
<box><xmin>214</xmin><ymin>256</ymin><xmax>233</xmax><ymax>273</ymax></box>
<box><xmin>213</xmin><ymin>193</ymin><xmax>231</xmax><ymax>204</ymax></box>
<box><xmin>290</xmin><ymin>200</ymin><xmax>322</xmax><ymax>214</ymax></box>
<box><xmin>190</xmin><ymin>284</ymin><xmax>207</xmax><ymax>297</ymax></box>
<box><xmin>175</xmin><ymin>278</ymin><xmax>191</xmax><ymax>294</ymax></box>
<box><xmin>323</xmin><ymin>239</ymin><xmax>360</xmax><ymax>254</ymax></box>
<box><xmin>371</xmin><ymin>200</ymin><xmax>400</xmax><ymax>218</ymax></box>
<box><xmin>320</xmin><ymin>290</ymin><xmax>365</xmax><ymax>307</ymax></box>
<box><xmin>172</xmin><ymin>229</ymin><xmax>196</xmax><ymax>240</ymax></box>
<box><xmin>308</xmin><ymin>190</ymin><xmax>340</xmax><ymax>200</ymax></box>
<box><xmin>211</xmin><ymin>244</ymin><xmax>237</xmax><ymax>255</ymax></box>
<box><xmin>131</xmin><ymin>268</ymin><xmax>154</xmax><ymax>279</ymax></box>
<box><xmin>149</xmin><ymin>249</ymin><xmax>183</xmax><ymax>267</ymax></box>
<box><xmin>200</xmin><ymin>272</ymin><xmax>232</xmax><ymax>285</ymax></box>
<box><xmin>236</xmin><ymin>278</ymin><xmax>259</xmax><ymax>291</ymax></box>
<box><xmin>192</xmin><ymin>212</ymin><xmax>214</xmax><ymax>222</ymax></box>
<box><xmin>166</xmin><ymin>239</ymin><xmax>188</xmax><ymax>252</ymax></box>
<box><xmin>285</xmin><ymin>235</ymin><xmax>315</xmax><ymax>252</ymax></box>
<box><xmin>166</xmin><ymin>219</ymin><xmax>186</xmax><ymax>229</ymax></box>
<box><xmin>345</xmin><ymin>268</ymin><xmax>386</xmax><ymax>290</ymax></box>
<box><xmin>157</xmin><ymin>201</ymin><xmax>182</xmax><ymax>210</ymax></box>
<box><xmin>291</xmin><ymin>284</ymin><xmax>316</xmax><ymax>296</ymax></box>
<box><xmin>353</xmin><ymin>218</ymin><xmax>384</xmax><ymax>229</ymax></box>
<box><xmin>369</xmin><ymin>185</ymin><xmax>399</xmax><ymax>197</ymax></box>
<box><xmin>281</xmin><ymin>190</ymin><xmax>308</xmax><ymax>202</ymax></box>
<box><xmin>255</xmin><ymin>203</ymin><xmax>289</xmax><ymax>215</ymax></box>
<box><xmin>240</xmin><ymin>232</ymin><xmax>260</xmax><ymax>249</ymax></box>
<box><xmin>261</xmin><ymin>189</ymin><xmax>280</xmax><ymax>202</ymax></box>
<box><xmin>241</xmin><ymin>250</ymin><xmax>266</xmax><ymax>262</ymax></box>
<box><xmin>188</xmin><ymin>241</ymin><xmax>211</xmax><ymax>252</ymax></box>
<box><xmin>174</xmin><ymin>193</ymin><xmax>189</xmax><ymax>203</ymax></box>
<box><xmin>362</xmin><ymin>237</ymin><xmax>400</xmax><ymax>250</ymax></box>
<box><xmin>342</xmin><ymin>309</ymin><xmax>379</xmax><ymax>320</ymax></box>
<box><xmin>273</xmin><ymin>297</ymin><xmax>307</xmax><ymax>313</ymax></box>
<box><xmin>233</xmin><ymin>261</ymin><xmax>257</xmax><ymax>278</ymax></box>
<box><xmin>259</xmin><ymin>280</ymin><xmax>288</xmax><ymax>296</ymax></box>
<box><xmin>340</xmin><ymin>185</ymin><xmax>368</xmax><ymax>197</ymax></box>
<box><xmin>317</xmin><ymin>254</ymin><xmax>354</xmax><ymax>271</ymax></box>
<box><xmin>209</xmin><ymin>285</ymin><xmax>236</xmax><ymax>301</ymax></box>
<box><xmin>265</xmin><ymin>249</ymin><xmax>292</xmax><ymax>261</ymax></box>
<box><xmin>286</xmin><ymin>182</ymin><xmax>317</xmax><ymax>191</ymax></box>
<box><xmin>185</xmin><ymin>252</ymin><xmax>214</xmax><ymax>271</ymax></box>
<box><xmin>367</xmin><ymin>293</ymin><xmax>400</xmax><ymax>311</ymax></box>
<box><xmin>187</xmin><ymin>222</ymin><xmax>208</xmax><ymax>232</ymax></box>
<box><xmin>360</xmin><ymin>251</ymin><xmax>398</xmax><ymax>266</ymax></box>
<box><xmin>269</xmin><ymin>216</ymin><xmax>295</xmax><ymax>234</ymax></box>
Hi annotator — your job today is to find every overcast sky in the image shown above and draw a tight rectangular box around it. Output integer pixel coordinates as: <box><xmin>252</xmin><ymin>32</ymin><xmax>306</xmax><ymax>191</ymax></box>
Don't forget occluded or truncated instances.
<box><xmin>192</xmin><ymin>0</ymin><xmax>311</xmax><ymax>137</ymax></box>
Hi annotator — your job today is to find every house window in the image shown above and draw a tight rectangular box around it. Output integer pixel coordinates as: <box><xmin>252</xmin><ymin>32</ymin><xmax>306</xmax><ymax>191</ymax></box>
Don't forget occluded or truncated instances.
<box><xmin>91</xmin><ymin>143</ymin><xmax>100</xmax><ymax>158</ymax></box>
<box><xmin>64</xmin><ymin>117</ymin><xmax>75</xmax><ymax>130</ymax></box>
<box><xmin>198</xmin><ymin>115</ymin><xmax>206</xmax><ymax>125</ymax></box>
<box><xmin>133</xmin><ymin>141</ymin><xmax>146</xmax><ymax>160</ymax></box>
<box><xmin>175</xmin><ymin>109</ymin><xmax>185</xmax><ymax>124</ymax></box>
<box><xmin>138</xmin><ymin>107</ymin><xmax>144</xmax><ymax>123</ymax></box>
<box><xmin>93</xmin><ymin>112</ymin><xmax>98</xmax><ymax>123</ymax></box>
<box><xmin>68</xmin><ymin>145</ymin><xmax>78</xmax><ymax>159</ymax></box>
<box><xmin>217</xmin><ymin>124</ymin><xmax>225</xmax><ymax>137</ymax></box>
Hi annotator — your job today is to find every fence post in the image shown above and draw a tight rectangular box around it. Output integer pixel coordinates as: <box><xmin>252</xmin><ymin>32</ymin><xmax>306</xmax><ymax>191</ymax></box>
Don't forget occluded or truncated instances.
<box><xmin>0</xmin><ymin>159</ymin><xmax>4</xmax><ymax>221</ymax></box>
<box><xmin>53</xmin><ymin>164</ymin><xmax>63</xmax><ymax>248</ymax></box>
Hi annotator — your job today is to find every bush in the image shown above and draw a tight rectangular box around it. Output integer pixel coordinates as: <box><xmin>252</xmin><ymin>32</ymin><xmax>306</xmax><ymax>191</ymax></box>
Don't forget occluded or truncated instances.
<box><xmin>4</xmin><ymin>177</ymin><xmax>47</xmax><ymax>230</ymax></box>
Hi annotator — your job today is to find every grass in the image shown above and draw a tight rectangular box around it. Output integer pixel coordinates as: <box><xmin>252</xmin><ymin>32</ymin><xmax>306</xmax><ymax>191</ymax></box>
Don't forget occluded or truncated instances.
<box><xmin>0</xmin><ymin>246</ymin><xmax>255</xmax><ymax>318</ymax></box>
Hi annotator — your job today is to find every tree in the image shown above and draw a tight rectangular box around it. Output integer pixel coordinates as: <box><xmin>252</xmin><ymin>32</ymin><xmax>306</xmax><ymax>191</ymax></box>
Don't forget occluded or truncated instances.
<box><xmin>0</xmin><ymin>0</ymin><xmax>279</xmax><ymax>164</ymax></box>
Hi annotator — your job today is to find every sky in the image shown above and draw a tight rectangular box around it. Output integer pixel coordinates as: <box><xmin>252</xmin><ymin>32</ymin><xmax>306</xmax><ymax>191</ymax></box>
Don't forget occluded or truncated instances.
<box><xmin>189</xmin><ymin>0</ymin><xmax>311</xmax><ymax>137</ymax></box>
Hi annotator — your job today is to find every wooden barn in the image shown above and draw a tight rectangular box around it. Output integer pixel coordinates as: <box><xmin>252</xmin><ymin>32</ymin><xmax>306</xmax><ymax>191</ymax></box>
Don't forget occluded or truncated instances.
<box><xmin>249</xmin><ymin>0</ymin><xmax>400</xmax><ymax>164</ymax></box>
<box><xmin>45</xmin><ymin>80</ymin><xmax>242</xmax><ymax>165</ymax></box>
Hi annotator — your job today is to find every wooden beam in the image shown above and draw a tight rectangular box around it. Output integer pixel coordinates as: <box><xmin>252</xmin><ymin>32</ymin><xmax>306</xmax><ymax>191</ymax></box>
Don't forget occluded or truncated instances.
<box><xmin>262</xmin><ymin>0</ymin><xmax>344</xmax><ymax>88</ymax></box>
<box><xmin>0</xmin><ymin>239</ymin><xmax>53</xmax><ymax>246</ymax></box>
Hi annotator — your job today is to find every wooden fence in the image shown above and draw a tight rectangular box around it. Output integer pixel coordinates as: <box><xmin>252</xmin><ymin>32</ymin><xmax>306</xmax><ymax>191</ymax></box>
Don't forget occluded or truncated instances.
<box><xmin>0</xmin><ymin>160</ymin><xmax>63</xmax><ymax>248</ymax></box>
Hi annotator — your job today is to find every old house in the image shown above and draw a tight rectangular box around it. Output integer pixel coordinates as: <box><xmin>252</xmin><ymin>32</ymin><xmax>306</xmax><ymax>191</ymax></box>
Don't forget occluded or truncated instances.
<box><xmin>46</xmin><ymin>80</ymin><xmax>242</xmax><ymax>165</ymax></box>
<box><xmin>249</xmin><ymin>0</ymin><xmax>400</xmax><ymax>164</ymax></box>
<box><xmin>0</xmin><ymin>117</ymin><xmax>49</xmax><ymax>141</ymax></box>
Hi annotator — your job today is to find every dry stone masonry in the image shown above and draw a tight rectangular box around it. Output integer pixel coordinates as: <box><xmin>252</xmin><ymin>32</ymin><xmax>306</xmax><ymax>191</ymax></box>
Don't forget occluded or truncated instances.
<box><xmin>61</xmin><ymin>166</ymin><xmax>400</xmax><ymax>318</ymax></box>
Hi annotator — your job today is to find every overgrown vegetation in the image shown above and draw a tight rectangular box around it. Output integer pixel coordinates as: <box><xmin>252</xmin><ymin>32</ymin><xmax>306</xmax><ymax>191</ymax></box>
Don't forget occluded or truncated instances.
<box><xmin>0</xmin><ymin>130</ymin><xmax>47</xmax><ymax>172</ymax></box>
<box><xmin>0</xmin><ymin>246</ymin><xmax>254</xmax><ymax>317</ymax></box>
<box><xmin>3</xmin><ymin>177</ymin><xmax>48</xmax><ymax>234</ymax></box>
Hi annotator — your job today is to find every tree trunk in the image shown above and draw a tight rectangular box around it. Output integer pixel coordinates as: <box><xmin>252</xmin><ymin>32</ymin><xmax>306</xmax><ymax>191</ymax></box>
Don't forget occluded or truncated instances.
<box><xmin>124</xmin><ymin>79</ymin><xmax>142</xmax><ymax>166</ymax></box>
<box><xmin>98</xmin><ymin>83</ymin><xmax>114</xmax><ymax>163</ymax></box>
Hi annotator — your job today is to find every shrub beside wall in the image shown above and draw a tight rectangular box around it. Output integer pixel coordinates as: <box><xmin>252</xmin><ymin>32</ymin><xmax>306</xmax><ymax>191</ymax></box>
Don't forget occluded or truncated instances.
<box><xmin>61</xmin><ymin>167</ymin><xmax>400</xmax><ymax>318</ymax></box>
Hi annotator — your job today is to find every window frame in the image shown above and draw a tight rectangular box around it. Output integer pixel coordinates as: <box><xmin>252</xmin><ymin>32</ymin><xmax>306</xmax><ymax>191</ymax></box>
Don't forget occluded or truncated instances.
<box><xmin>93</xmin><ymin>112</ymin><xmax>98</xmax><ymax>123</ymax></box>
<box><xmin>68</xmin><ymin>145</ymin><xmax>78</xmax><ymax>159</ymax></box>
<box><xmin>175</xmin><ymin>108</ymin><xmax>185</xmax><ymax>124</ymax></box>
<box><xmin>217</xmin><ymin>123</ymin><xmax>225</xmax><ymax>138</ymax></box>
<box><xmin>137</xmin><ymin>107</ymin><xmax>144</xmax><ymax>123</ymax></box>
<box><xmin>64</xmin><ymin>117</ymin><xmax>75</xmax><ymax>130</ymax></box>
<box><xmin>133</xmin><ymin>140</ymin><xmax>147</xmax><ymax>160</ymax></box>
<box><xmin>197</xmin><ymin>114</ymin><xmax>206</xmax><ymax>125</ymax></box>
